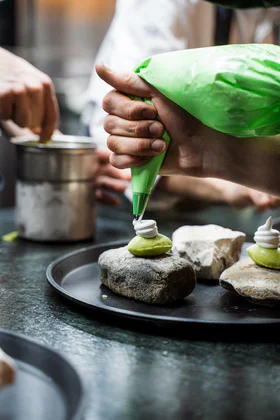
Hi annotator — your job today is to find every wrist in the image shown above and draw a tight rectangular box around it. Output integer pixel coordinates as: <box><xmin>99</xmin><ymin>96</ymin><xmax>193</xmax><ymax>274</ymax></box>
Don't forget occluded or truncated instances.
<box><xmin>198</xmin><ymin>126</ymin><xmax>233</xmax><ymax>179</ymax></box>
<box><xmin>203</xmin><ymin>178</ymin><xmax>229</xmax><ymax>203</ymax></box>
<box><xmin>203</xmin><ymin>131</ymin><xmax>280</xmax><ymax>196</ymax></box>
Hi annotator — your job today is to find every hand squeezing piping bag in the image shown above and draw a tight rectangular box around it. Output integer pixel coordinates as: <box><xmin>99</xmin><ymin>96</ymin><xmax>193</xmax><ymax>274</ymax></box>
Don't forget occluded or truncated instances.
<box><xmin>130</xmin><ymin>96</ymin><xmax>170</xmax><ymax>218</ymax></box>
<box><xmin>131</xmin><ymin>43</ymin><xmax>280</xmax><ymax>216</ymax></box>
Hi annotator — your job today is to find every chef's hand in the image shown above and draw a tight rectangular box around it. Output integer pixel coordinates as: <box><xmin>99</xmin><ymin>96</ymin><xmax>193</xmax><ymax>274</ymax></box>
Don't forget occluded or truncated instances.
<box><xmin>96</xmin><ymin>62</ymin><xmax>280</xmax><ymax>197</ymax></box>
<box><xmin>96</xmin><ymin>62</ymin><xmax>229</xmax><ymax>178</ymax></box>
<box><xmin>93</xmin><ymin>148</ymin><xmax>131</xmax><ymax>206</ymax></box>
<box><xmin>0</xmin><ymin>48</ymin><xmax>59</xmax><ymax>142</ymax></box>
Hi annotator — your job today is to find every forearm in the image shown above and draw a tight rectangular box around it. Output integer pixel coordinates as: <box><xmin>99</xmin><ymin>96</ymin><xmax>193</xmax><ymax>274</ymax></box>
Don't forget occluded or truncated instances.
<box><xmin>205</xmin><ymin>130</ymin><xmax>280</xmax><ymax>196</ymax></box>
<box><xmin>158</xmin><ymin>176</ymin><xmax>227</xmax><ymax>203</ymax></box>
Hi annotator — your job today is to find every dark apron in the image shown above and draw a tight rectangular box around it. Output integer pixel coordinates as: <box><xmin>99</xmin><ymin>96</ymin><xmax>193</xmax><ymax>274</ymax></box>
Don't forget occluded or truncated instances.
<box><xmin>209</xmin><ymin>0</ymin><xmax>280</xmax><ymax>8</ymax></box>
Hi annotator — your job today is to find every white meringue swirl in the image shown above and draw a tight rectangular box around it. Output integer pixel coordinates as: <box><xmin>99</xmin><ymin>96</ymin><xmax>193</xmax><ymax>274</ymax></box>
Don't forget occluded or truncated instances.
<box><xmin>133</xmin><ymin>219</ymin><xmax>158</xmax><ymax>238</ymax></box>
<box><xmin>254</xmin><ymin>216</ymin><xmax>279</xmax><ymax>249</ymax></box>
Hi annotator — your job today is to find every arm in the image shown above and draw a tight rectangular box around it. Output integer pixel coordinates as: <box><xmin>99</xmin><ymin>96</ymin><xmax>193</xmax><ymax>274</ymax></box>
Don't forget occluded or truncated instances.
<box><xmin>158</xmin><ymin>177</ymin><xmax>228</xmax><ymax>204</ymax></box>
<box><xmin>159</xmin><ymin>176</ymin><xmax>280</xmax><ymax>211</ymax></box>
<box><xmin>97</xmin><ymin>64</ymin><xmax>280</xmax><ymax>197</ymax></box>
<box><xmin>207</xmin><ymin>132</ymin><xmax>280</xmax><ymax>196</ymax></box>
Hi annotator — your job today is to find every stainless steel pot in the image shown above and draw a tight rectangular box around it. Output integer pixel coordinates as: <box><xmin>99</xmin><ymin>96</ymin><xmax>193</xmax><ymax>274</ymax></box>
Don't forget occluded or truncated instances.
<box><xmin>11</xmin><ymin>134</ymin><xmax>97</xmax><ymax>242</ymax></box>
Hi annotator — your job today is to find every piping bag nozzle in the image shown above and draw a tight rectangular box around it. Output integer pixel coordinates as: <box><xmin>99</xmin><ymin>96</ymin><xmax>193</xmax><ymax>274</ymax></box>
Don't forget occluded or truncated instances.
<box><xmin>133</xmin><ymin>193</ymin><xmax>149</xmax><ymax>218</ymax></box>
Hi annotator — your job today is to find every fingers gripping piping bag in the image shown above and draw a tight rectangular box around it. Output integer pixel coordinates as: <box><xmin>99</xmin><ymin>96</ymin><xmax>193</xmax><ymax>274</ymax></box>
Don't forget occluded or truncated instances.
<box><xmin>131</xmin><ymin>96</ymin><xmax>170</xmax><ymax>218</ymax></box>
<box><xmin>131</xmin><ymin>43</ymin><xmax>280</xmax><ymax>217</ymax></box>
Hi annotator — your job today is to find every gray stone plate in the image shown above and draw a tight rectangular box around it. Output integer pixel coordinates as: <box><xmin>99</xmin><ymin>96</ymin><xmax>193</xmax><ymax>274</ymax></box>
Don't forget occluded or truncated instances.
<box><xmin>46</xmin><ymin>241</ymin><xmax>280</xmax><ymax>328</ymax></box>
<box><xmin>0</xmin><ymin>330</ymin><xmax>84</xmax><ymax>420</ymax></box>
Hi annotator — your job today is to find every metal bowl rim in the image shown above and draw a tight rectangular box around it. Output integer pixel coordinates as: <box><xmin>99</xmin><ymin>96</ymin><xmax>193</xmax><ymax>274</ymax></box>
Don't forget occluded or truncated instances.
<box><xmin>0</xmin><ymin>328</ymin><xmax>86</xmax><ymax>420</ymax></box>
<box><xmin>11</xmin><ymin>134</ymin><xmax>96</xmax><ymax>150</ymax></box>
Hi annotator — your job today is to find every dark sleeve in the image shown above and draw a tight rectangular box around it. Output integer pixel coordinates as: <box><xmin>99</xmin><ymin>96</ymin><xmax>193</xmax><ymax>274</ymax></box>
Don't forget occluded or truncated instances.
<box><xmin>206</xmin><ymin>0</ymin><xmax>280</xmax><ymax>8</ymax></box>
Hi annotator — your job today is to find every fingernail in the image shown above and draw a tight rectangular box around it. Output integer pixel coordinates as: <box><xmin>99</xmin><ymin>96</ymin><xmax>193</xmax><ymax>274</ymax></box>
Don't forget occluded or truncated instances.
<box><xmin>32</xmin><ymin>127</ymin><xmax>41</xmax><ymax>134</ymax></box>
<box><xmin>101</xmin><ymin>61</ymin><xmax>109</xmax><ymax>69</ymax></box>
<box><xmin>142</xmin><ymin>109</ymin><xmax>157</xmax><ymax>119</ymax></box>
<box><xmin>100</xmin><ymin>61</ymin><xmax>114</xmax><ymax>72</ymax></box>
<box><xmin>260</xmin><ymin>196</ymin><xmax>269</xmax><ymax>205</ymax></box>
<box><xmin>151</xmin><ymin>139</ymin><xmax>166</xmax><ymax>152</ymax></box>
<box><xmin>149</xmin><ymin>122</ymin><xmax>163</xmax><ymax>137</ymax></box>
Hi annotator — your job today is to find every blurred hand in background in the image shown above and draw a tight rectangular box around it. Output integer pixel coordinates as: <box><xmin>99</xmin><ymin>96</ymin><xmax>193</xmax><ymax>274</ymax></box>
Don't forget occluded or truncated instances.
<box><xmin>93</xmin><ymin>148</ymin><xmax>131</xmax><ymax>206</ymax></box>
<box><xmin>159</xmin><ymin>176</ymin><xmax>280</xmax><ymax>212</ymax></box>
<box><xmin>0</xmin><ymin>48</ymin><xmax>59</xmax><ymax>142</ymax></box>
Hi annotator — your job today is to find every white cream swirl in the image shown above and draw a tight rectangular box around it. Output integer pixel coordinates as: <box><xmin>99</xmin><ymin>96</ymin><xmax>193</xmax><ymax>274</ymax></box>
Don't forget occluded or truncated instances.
<box><xmin>133</xmin><ymin>219</ymin><xmax>158</xmax><ymax>238</ymax></box>
<box><xmin>254</xmin><ymin>216</ymin><xmax>279</xmax><ymax>249</ymax></box>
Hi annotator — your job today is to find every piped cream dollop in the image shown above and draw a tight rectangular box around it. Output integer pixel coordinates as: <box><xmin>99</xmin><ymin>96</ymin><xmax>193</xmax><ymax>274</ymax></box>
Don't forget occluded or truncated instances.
<box><xmin>133</xmin><ymin>219</ymin><xmax>158</xmax><ymax>239</ymax></box>
<box><xmin>254</xmin><ymin>216</ymin><xmax>279</xmax><ymax>249</ymax></box>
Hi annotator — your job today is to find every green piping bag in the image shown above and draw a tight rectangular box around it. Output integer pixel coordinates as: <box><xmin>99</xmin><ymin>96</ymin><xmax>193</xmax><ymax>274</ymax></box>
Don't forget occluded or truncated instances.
<box><xmin>134</xmin><ymin>44</ymin><xmax>280</xmax><ymax>138</ymax></box>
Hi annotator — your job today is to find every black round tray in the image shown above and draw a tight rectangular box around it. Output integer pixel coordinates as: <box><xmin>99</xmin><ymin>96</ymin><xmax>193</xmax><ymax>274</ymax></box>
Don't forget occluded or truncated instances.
<box><xmin>46</xmin><ymin>241</ymin><xmax>280</xmax><ymax>328</ymax></box>
<box><xmin>0</xmin><ymin>329</ymin><xmax>84</xmax><ymax>420</ymax></box>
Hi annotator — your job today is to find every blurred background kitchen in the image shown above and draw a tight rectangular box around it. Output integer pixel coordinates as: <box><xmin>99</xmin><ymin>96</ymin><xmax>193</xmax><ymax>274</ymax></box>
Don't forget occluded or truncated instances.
<box><xmin>1</xmin><ymin>0</ymin><xmax>280</xmax><ymax>239</ymax></box>
<box><xmin>0</xmin><ymin>0</ymin><xmax>115</xmax><ymax>134</ymax></box>
<box><xmin>0</xmin><ymin>0</ymin><xmax>115</xmax><ymax>209</ymax></box>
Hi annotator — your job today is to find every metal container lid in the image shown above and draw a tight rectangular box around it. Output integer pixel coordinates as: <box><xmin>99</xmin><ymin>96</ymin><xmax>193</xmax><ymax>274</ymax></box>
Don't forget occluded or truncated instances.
<box><xmin>12</xmin><ymin>134</ymin><xmax>97</xmax><ymax>182</ymax></box>
<box><xmin>11</xmin><ymin>134</ymin><xmax>96</xmax><ymax>150</ymax></box>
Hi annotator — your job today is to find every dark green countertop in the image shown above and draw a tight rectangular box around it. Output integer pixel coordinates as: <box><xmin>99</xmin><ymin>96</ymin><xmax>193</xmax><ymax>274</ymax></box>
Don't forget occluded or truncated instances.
<box><xmin>1</xmin><ymin>207</ymin><xmax>280</xmax><ymax>420</ymax></box>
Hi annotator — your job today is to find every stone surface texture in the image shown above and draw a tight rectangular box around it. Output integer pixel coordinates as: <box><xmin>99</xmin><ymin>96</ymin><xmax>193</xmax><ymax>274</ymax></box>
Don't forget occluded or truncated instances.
<box><xmin>220</xmin><ymin>257</ymin><xmax>280</xmax><ymax>306</ymax></box>
<box><xmin>98</xmin><ymin>246</ymin><xmax>196</xmax><ymax>304</ymax></box>
<box><xmin>172</xmin><ymin>224</ymin><xmax>246</xmax><ymax>280</ymax></box>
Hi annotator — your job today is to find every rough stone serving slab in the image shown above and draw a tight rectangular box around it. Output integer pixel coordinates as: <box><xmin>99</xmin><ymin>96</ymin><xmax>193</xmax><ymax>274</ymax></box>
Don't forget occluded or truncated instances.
<box><xmin>98</xmin><ymin>246</ymin><xmax>196</xmax><ymax>305</ymax></box>
<box><xmin>220</xmin><ymin>257</ymin><xmax>280</xmax><ymax>306</ymax></box>
<box><xmin>172</xmin><ymin>224</ymin><xmax>246</xmax><ymax>280</ymax></box>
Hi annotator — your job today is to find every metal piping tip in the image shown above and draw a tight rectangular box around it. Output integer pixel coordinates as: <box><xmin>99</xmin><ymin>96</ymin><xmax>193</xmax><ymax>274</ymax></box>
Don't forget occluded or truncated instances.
<box><xmin>133</xmin><ymin>214</ymin><xmax>143</xmax><ymax>222</ymax></box>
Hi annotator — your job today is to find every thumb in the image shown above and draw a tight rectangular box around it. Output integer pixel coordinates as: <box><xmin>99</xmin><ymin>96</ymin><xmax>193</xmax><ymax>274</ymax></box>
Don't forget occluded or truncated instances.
<box><xmin>95</xmin><ymin>62</ymin><xmax>153</xmax><ymax>98</ymax></box>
